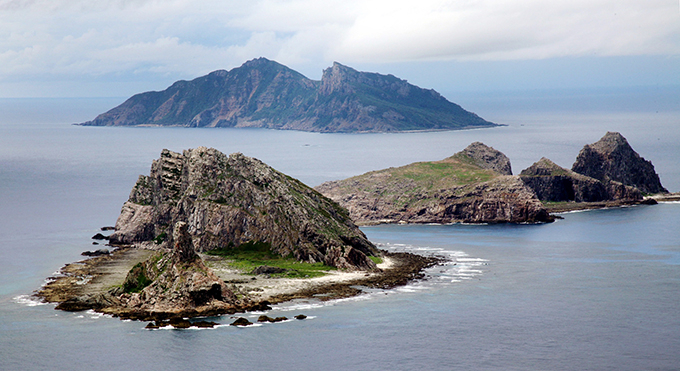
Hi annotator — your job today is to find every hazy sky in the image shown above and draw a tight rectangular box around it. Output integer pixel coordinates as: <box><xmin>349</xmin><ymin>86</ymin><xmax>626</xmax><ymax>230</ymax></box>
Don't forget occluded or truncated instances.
<box><xmin>1</xmin><ymin>0</ymin><xmax>679</xmax><ymax>97</ymax></box>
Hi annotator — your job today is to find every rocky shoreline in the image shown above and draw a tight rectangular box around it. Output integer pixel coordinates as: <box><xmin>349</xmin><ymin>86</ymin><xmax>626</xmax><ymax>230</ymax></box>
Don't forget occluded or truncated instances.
<box><xmin>35</xmin><ymin>244</ymin><xmax>441</xmax><ymax>323</ymax></box>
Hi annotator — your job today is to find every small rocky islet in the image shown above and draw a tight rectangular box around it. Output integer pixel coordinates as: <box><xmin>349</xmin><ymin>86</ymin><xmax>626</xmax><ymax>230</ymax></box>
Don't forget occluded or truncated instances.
<box><xmin>316</xmin><ymin>132</ymin><xmax>669</xmax><ymax>224</ymax></box>
<box><xmin>36</xmin><ymin>147</ymin><xmax>439</xmax><ymax>326</ymax></box>
<box><xmin>36</xmin><ymin>132</ymin><xmax>670</xmax><ymax>327</ymax></box>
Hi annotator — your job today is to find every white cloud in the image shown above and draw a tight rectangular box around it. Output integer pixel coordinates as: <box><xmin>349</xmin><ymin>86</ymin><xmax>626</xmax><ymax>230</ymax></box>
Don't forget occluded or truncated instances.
<box><xmin>334</xmin><ymin>0</ymin><xmax>680</xmax><ymax>62</ymax></box>
<box><xmin>0</xmin><ymin>0</ymin><xmax>678</xmax><ymax>96</ymax></box>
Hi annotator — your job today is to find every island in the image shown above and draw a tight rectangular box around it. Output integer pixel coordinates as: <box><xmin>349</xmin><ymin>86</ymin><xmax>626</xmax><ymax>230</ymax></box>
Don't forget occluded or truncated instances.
<box><xmin>315</xmin><ymin>132</ymin><xmax>669</xmax><ymax>223</ymax></box>
<box><xmin>36</xmin><ymin>148</ymin><xmax>439</xmax><ymax>327</ymax></box>
<box><xmin>79</xmin><ymin>58</ymin><xmax>498</xmax><ymax>133</ymax></box>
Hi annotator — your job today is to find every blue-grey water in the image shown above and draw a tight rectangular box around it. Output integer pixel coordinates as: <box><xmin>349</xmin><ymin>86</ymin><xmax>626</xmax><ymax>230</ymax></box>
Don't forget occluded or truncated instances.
<box><xmin>1</xmin><ymin>94</ymin><xmax>679</xmax><ymax>370</ymax></box>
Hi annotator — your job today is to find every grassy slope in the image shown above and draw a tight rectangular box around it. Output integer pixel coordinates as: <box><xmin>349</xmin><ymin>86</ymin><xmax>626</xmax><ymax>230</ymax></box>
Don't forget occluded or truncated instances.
<box><xmin>205</xmin><ymin>241</ymin><xmax>338</xmax><ymax>278</ymax></box>
<box><xmin>333</xmin><ymin>153</ymin><xmax>500</xmax><ymax>208</ymax></box>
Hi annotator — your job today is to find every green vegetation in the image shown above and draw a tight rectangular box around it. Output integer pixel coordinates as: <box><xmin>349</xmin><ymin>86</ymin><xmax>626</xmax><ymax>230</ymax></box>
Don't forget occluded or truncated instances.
<box><xmin>153</xmin><ymin>232</ymin><xmax>167</xmax><ymax>244</ymax></box>
<box><xmin>123</xmin><ymin>262</ymin><xmax>153</xmax><ymax>293</ymax></box>
<box><xmin>206</xmin><ymin>240</ymin><xmax>337</xmax><ymax>278</ymax></box>
<box><xmin>369</xmin><ymin>256</ymin><xmax>383</xmax><ymax>265</ymax></box>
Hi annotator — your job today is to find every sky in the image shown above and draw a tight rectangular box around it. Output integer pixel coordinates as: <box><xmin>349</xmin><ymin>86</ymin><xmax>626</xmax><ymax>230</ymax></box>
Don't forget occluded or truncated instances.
<box><xmin>1</xmin><ymin>0</ymin><xmax>679</xmax><ymax>98</ymax></box>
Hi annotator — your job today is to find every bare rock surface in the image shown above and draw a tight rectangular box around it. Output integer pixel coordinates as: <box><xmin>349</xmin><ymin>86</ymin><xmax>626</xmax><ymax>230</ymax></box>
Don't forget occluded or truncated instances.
<box><xmin>572</xmin><ymin>132</ymin><xmax>667</xmax><ymax>194</ymax></box>
<box><xmin>109</xmin><ymin>147</ymin><xmax>379</xmax><ymax>271</ymax></box>
<box><xmin>520</xmin><ymin>157</ymin><xmax>641</xmax><ymax>202</ymax></box>
<box><xmin>460</xmin><ymin>142</ymin><xmax>513</xmax><ymax>175</ymax></box>
<box><xmin>316</xmin><ymin>143</ymin><xmax>552</xmax><ymax>224</ymax></box>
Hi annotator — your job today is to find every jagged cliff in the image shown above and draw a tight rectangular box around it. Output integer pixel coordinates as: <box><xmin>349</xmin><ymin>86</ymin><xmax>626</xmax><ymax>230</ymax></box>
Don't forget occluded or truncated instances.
<box><xmin>519</xmin><ymin>132</ymin><xmax>667</xmax><ymax>205</ymax></box>
<box><xmin>519</xmin><ymin>157</ymin><xmax>641</xmax><ymax>202</ymax></box>
<box><xmin>80</xmin><ymin>58</ymin><xmax>497</xmax><ymax>133</ymax></box>
<box><xmin>109</xmin><ymin>147</ymin><xmax>379</xmax><ymax>270</ymax></box>
<box><xmin>572</xmin><ymin>132</ymin><xmax>667</xmax><ymax>194</ymax></box>
<box><xmin>315</xmin><ymin>143</ymin><xmax>552</xmax><ymax>224</ymax></box>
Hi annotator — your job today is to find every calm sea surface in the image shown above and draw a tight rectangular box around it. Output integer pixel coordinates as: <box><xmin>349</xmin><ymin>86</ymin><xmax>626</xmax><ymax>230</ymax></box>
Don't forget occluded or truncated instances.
<box><xmin>0</xmin><ymin>95</ymin><xmax>679</xmax><ymax>370</ymax></box>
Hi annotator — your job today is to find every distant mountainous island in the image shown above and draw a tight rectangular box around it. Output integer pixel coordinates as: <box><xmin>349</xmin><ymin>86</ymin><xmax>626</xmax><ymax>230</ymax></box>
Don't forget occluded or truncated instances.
<box><xmin>80</xmin><ymin>58</ymin><xmax>497</xmax><ymax>133</ymax></box>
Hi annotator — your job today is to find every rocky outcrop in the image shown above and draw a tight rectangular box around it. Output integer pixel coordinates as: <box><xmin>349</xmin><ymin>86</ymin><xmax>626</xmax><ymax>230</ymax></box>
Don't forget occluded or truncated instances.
<box><xmin>460</xmin><ymin>142</ymin><xmax>513</xmax><ymax>175</ymax></box>
<box><xmin>316</xmin><ymin>144</ymin><xmax>552</xmax><ymax>224</ymax></box>
<box><xmin>109</xmin><ymin>147</ymin><xmax>379</xmax><ymax>270</ymax></box>
<box><xmin>80</xmin><ymin>58</ymin><xmax>497</xmax><ymax>133</ymax></box>
<box><xmin>114</xmin><ymin>222</ymin><xmax>237</xmax><ymax>317</ymax></box>
<box><xmin>519</xmin><ymin>157</ymin><xmax>640</xmax><ymax>202</ymax></box>
<box><xmin>572</xmin><ymin>132</ymin><xmax>667</xmax><ymax>194</ymax></box>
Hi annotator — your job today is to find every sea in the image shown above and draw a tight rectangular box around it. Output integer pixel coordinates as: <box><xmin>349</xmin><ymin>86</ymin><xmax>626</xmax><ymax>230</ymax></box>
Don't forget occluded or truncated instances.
<box><xmin>1</xmin><ymin>89</ymin><xmax>679</xmax><ymax>371</ymax></box>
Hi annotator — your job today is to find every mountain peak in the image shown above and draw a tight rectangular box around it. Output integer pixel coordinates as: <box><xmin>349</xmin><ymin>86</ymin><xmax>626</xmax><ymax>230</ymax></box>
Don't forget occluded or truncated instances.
<box><xmin>80</xmin><ymin>59</ymin><xmax>498</xmax><ymax>133</ymax></box>
<box><xmin>572</xmin><ymin>132</ymin><xmax>667</xmax><ymax>194</ymax></box>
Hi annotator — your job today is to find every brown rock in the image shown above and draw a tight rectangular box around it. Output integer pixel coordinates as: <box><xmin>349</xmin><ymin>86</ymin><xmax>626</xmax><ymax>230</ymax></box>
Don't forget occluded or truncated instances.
<box><xmin>108</xmin><ymin>148</ymin><xmax>379</xmax><ymax>271</ymax></box>
<box><xmin>316</xmin><ymin>146</ymin><xmax>552</xmax><ymax>225</ymax></box>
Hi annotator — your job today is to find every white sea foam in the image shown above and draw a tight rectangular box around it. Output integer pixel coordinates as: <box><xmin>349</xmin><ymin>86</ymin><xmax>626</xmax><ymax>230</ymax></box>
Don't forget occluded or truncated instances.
<box><xmin>13</xmin><ymin>294</ymin><xmax>48</xmax><ymax>307</ymax></box>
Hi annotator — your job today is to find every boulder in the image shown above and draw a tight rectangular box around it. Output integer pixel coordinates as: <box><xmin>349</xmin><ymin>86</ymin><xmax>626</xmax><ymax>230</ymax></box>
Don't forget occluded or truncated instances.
<box><xmin>230</xmin><ymin>317</ymin><xmax>253</xmax><ymax>326</ymax></box>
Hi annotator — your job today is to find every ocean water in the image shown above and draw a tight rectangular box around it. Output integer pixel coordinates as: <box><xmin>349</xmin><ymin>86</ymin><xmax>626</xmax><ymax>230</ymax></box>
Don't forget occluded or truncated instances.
<box><xmin>0</xmin><ymin>95</ymin><xmax>679</xmax><ymax>370</ymax></box>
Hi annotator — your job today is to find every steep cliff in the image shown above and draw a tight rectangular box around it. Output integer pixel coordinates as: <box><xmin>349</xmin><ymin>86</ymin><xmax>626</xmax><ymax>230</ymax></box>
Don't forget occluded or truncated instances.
<box><xmin>572</xmin><ymin>132</ymin><xmax>667</xmax><ymax>194</ymax></box>
<box><xmin>315</xmin><ymin>143</ymin><xmax>552</xmax><ymax>224</ymax></box>
<box><xmin>109</xmin><ymin>147</ymin><xmax>379</xmax><ymax>271</ymax></box>
<box><xmin>519</xmin><ymin>157</ymin><xmax>641</xmax><ymax>202</ymax></box>
<box><xmin>80</xmin><ymin>58</ymin><xmax>497</xmax><ymax>133</ymax></box>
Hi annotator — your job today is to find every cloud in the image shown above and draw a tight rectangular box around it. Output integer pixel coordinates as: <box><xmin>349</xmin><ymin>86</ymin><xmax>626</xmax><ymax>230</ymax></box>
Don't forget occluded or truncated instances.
<box><xmin>334</xmin><ymin>0</ymin><xmax>680</xmax><ymax>62</ymax></box>
<box><xmin>0</xmin><ymin>0</ymin><xmax>678</xmax><ymax>96</ymax></box>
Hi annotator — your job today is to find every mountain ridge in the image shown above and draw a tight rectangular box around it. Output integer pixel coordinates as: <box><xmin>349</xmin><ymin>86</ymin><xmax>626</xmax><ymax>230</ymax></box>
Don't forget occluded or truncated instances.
<box><xmin>80</xmin><ymin>58</ymin><xmax>497</xmax><ymax>133</ymax></box>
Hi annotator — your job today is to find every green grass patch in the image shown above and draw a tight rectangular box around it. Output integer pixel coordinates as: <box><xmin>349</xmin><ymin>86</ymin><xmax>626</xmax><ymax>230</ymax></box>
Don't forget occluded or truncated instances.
<box><xmin>123</xmin><ymin>262</ymin><xmax>153</xmax><ymax>293</ymax></box>
<box><xmin>369</xmin><ymin>256</ymin><xmax>383</xmax><ymax>265</ymax></box>
<box><xmin>206</xmin><ymin>240</ymin><xmax>337</xmax><ymax>278</ymax></box>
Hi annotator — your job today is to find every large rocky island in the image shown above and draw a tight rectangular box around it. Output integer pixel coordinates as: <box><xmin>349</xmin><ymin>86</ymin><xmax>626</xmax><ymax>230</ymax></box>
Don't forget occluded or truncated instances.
<box><xmin>79</xmin><ymin>58</ymin><xmax>497</xmax><ymax>133</ymax></box>
<box><xmin>316</xmin><ymin>132</ymin><xmax>668</xmax><ymax>223</ymax></box>
<box><xmin>37</xmin><ymin>148</ymin><xmax>438</xmax><ymax>324</ymax></box>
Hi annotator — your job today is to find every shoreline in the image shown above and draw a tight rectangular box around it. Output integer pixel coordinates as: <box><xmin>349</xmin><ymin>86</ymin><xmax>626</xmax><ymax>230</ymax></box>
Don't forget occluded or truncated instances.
<box><xmin>35</xmin><ymin>246</ymin><xmax>441</xmax><ymax>322</ymax></box>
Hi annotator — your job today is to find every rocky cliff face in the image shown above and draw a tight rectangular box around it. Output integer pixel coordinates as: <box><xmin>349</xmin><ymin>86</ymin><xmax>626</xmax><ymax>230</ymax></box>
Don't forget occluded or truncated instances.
<box><xmin>572</xmin><ymin>132</ymin><xmax>667</xmax><ymax>194</ymax></box>
<box><xmin>116</xmin><ymin>222</ymin><xmax>237</xmax><ymax>316</ymax></box>
<box><xmin>109</xmin><ymin>147</ymin><xmax>378</xmax><ymax>270</ymax></box>
<box><xmin>316</xmin><ymin>143</ymin><xmax>552</xmax><ymax>224</ymax></box>
<box><xmin>519</xmin><ymin>157</ymin><xmax>641</xmax><ymax>202</ymax></box>
<box><xmin>80</xmin><ymin>58</ymin><xmax>497</xmax><ymax>133</ymax></box>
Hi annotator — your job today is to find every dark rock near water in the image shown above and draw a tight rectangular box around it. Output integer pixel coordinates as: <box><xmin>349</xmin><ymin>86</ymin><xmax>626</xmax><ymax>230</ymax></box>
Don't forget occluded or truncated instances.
<box><xmin>572</xmin><ymin>132</ymin><xmax>667</xmax><ymax>194</ymax></box>
<box><xmin>92</xmin><ymin>233</ymin><xmax>109</xmax><ymax>240</ymax></box>
<box><xmin>257</xmin><ymin>315</ymin><xmax>288</xmax><ymax>323</ymax></box>
<box><xmin>520</xmin><ymin>158</ymin><xmax>613</xmax><ymax>202</ymax></box>
<box><xmin>108</xmin><ymin>147</ymin><xmax>379</xmax><ymax>270</ymax></box>
<box><xmin>81</xmin><ymin>249</ymin><xmax>110</xmax><ymax>257</ymax></box>
<box><xmin>294</xmin><ymin>314</ymin><xmax>307</xmax><ymax>320</ymax></box>
<box><xmin>230</xmin><ymin>317</ymin><xmax>253</xmax><ymax>326</ymax></box>
<box><xmin>79</xmin><ymin>58</ymin><xmax>497</xmax><ymax>133</ymax></box>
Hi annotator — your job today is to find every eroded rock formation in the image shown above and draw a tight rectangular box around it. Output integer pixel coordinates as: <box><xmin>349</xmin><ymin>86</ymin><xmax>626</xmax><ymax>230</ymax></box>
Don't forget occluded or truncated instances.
<box><xmin>520</xmin><ymin>157</ymin><xmax>641</xmax><ymax>202</ymax></box>
<box><xmin>109</xmin><ymin>147</ymin><xmax>378</xmax><ymax>270</ymax></box>
<box><xmin>316</xmin><ymin>143</ymin><xmax>552</xmax><ymax>224</ymax></box>
<box><xmin>572</xmin><ymin>132</ymin><xmax>667</xmax><ymax>194</ymax></box>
